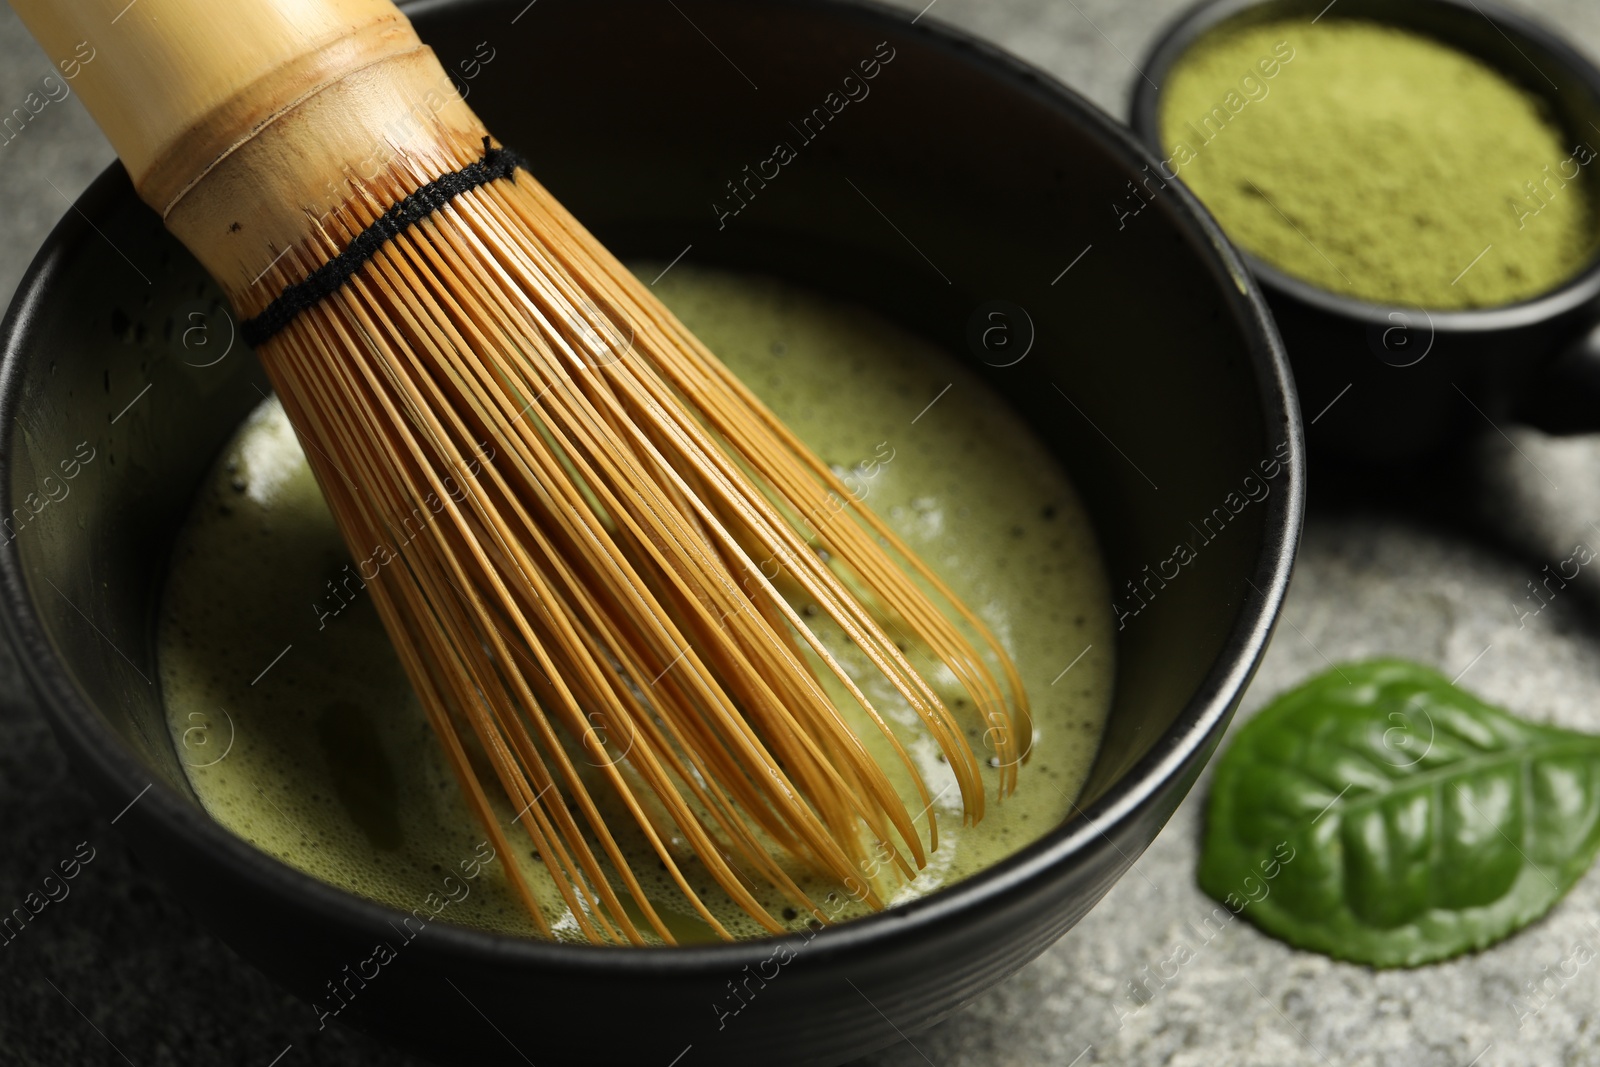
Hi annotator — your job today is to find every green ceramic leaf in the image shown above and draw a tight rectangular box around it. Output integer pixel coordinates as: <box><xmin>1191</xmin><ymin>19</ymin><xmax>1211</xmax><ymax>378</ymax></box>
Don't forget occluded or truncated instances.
<box><xmin>1199</xmin><ymin>659</ymin><xmax>1600</xmax><ymax>967</ymax></box>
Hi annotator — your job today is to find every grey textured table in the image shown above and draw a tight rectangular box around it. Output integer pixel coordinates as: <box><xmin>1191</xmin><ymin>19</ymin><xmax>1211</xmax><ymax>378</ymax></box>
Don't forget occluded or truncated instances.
<box><xmin>6</xmin><ymin>1</ymin><xmax>1600</xmax><ymax>1064</ymax></box>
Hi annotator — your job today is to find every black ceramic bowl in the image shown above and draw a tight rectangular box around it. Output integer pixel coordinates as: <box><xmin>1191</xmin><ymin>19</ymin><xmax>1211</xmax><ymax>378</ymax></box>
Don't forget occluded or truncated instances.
<box><xmin>0</xmin><ymin>1</ymin><xmax>1302</xmax><ymax>1064</ymax></box>
<box><xmin>1133</xmin><ymin>0</ymin><xmax>1600</xmax><ymax>468</ymax></box>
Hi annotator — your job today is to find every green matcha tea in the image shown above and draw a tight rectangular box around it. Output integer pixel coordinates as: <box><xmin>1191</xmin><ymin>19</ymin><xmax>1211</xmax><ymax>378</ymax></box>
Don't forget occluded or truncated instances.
<box><xmin>1159</xmin><ymin>19</ymin><xmax>1598</xmax><ymax>309</ymax></box>
<box><xmin>158</xmin><ymin>265</ymin><xmax>1115</xmax><ymax>943</ymax></box>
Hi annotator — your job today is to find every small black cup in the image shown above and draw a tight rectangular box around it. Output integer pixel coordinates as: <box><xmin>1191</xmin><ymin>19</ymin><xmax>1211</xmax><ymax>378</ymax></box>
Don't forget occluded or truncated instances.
<box><xmin>1133</xmin><ymin>0</ymin><xmax>1600</xmax><ymax>467</ymax></box>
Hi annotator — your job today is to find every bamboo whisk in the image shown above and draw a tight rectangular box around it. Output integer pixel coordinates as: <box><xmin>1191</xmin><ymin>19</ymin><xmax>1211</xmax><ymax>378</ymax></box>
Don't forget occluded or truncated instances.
<box><xmin>14</xmin><ymin>0</ymin><xmax>1032</xmax><ymax>942</ymax></box>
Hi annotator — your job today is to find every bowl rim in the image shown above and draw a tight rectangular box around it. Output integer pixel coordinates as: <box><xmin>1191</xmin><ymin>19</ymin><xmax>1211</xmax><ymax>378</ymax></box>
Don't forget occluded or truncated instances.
<box><xmin>1128</xmin><ymin>0</ymin><xmax>1600</xmax><ymax>330</ymax></box>
<box><xmin>0</xmin><ymin>0</ymin><xmax>1303</xmax><ymax>974</ymax></box>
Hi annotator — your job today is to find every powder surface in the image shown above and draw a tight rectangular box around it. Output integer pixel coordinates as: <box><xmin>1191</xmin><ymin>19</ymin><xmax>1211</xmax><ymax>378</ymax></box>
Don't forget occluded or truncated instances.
<box><xmin>157</xmin><ymin>264</ymin><xmax>1116</xmax><ymax>944</ymax></box>
<box><xmin>1160</xmin><ymin>19</ymin><xmax>1597</xmax><ymax>309</ymax></box>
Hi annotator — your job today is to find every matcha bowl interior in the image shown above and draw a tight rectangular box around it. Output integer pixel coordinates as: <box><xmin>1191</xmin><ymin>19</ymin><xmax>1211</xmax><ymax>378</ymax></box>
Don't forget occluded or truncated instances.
<box><xmin>1134</xmin><ymin>0</ymin><xmax>1600</xmax><ymax>467</ymax></box>
<box><xmin>0</xmin><ymin>0</ymin><xmax>1300</xmax><ymax>1064</ymax></box>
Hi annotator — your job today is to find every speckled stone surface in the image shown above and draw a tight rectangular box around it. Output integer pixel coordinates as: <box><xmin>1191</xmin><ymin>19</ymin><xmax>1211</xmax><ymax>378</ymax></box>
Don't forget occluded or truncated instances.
<box><xmin>5</xmin><ymin>1</ymin><xmax>1600</xmax><ymax>1065</ymax></box>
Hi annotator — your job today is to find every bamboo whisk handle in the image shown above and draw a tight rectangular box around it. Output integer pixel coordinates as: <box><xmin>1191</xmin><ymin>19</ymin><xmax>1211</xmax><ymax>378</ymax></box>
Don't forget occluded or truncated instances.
<box><xmin>7</xmin><ymin>0</ymin><xmax>490</xmax><ymax>300</ymax></box>
<box><xmin>8</xmin><ymin>0</ymin><xmax>417</xmax><ymax>206</ymax></box>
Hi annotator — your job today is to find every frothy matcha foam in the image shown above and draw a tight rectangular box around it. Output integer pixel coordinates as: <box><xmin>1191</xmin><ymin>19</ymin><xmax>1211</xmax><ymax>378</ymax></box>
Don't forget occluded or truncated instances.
<box><xmin>158</xmin><ymin>264</ymin><xmax>1115</xmax><ymax>943</ymax></box>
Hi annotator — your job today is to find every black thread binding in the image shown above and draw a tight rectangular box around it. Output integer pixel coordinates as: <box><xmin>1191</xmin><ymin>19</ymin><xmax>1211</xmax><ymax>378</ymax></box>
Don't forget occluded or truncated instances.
<box><xmin>240</xmin><ymin>139</ymin><xmax>528</xmax><ymax>348</ymax></box>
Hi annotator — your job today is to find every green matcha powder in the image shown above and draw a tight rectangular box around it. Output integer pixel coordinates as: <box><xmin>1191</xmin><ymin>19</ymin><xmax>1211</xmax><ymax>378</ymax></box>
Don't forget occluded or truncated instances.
<box><xmin>1159</xmin><ymin>19</ymin><xmax>1598</xmax><ymax>309</ymax></box>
